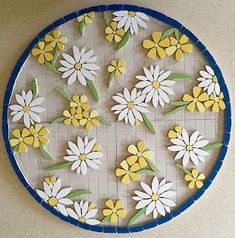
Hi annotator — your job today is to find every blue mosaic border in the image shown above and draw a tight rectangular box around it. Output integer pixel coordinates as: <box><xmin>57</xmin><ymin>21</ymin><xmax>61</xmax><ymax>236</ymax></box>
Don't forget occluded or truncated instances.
<box><xmin>2</xmin><ymin>4</ymin><xmax>231</xmax><ymax>234</ymax></box>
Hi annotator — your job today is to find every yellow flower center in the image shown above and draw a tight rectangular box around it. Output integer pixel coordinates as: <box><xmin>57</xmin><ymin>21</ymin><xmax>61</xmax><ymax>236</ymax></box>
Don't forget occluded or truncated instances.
<box><xmin>154</xmin><ymin>43</ymin><xmax>159</xmax><ymax>48</ymax></box>
<box><xmin>127</xmin><ymin>102</ymin><xmax>134</xmax><ymax>109</ymax></box>
<box><xmin>152</xmin><ymin>81</ymin><xmax>160</xmax><ymax>89</ymax></box>
<box><xmin>48</xmin><ymin>197</ymin><xmax>58</xmax><ymax>206</ymax></box>
<box><xmin>128</xmin><ymin>11</ymin><xmax>135</xmax><ymax>17</ymax></box>
<box><xmin>214</xmin><ymin>96</ymin><xmax>219</xmax><ymax>102</ymax></box>
<box><xmin>212</xmin><ymin>76</ymin><xmax>218</xmax><ymax>83</ymax></box>
<box><xmin>112</xmin><ymin>208</ymin><xmax>117</xmax><ymax>213</ymax></box>
<box><xmin>151</xmin><ymin>194</ymin><xmax>159</xmax><ymax>201</ymax></box>
<box><xmin>187</xmin><ymin>145</ymin><xmax>193</xmax><ymax>151</ymax></box>
<box><xmin>75</xmin><ymin>62</ymin><xmax>81</xmax><ymax>70</ymax></box>
<box><xmin>23</xmin><ymin>106</ymin><xmax>30</xmax><ymax>112</ymax></box>
<box><xmin>137</xmin><ymin>152</ymin><xmax>142</xmax><ymax>157</ymax></box>
<box><xmin>18</xmin><ymin>137</ymin><xmax>23</xmax><ymax>142</ymax></box>
<box><xmin>79</xmin><ymin>217</ymin><xmax>86</xmax><ymax>223</ymax></box>
<box><xmin>80</xmin><ymin>154</ymin><xmax>86</xmax><ymax>161</ymax></box>
<box><xmin>177</xmin><ymin>43</ymin><xmax>181</xmax><ymax>49</ymax></box>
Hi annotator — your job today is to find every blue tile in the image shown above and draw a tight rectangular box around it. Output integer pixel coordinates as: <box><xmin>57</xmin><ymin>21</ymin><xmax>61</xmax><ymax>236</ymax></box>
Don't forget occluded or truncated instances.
<box><xmin>103</xmin><ymin>226</ymin><xmax>117</xmax><ymax>233</ymax></box>
<box><xmin>202</xmin><ymin>178</ymin><xmax>212</xmax><ymax>190</ymax></box>
<box><xmin>142</xmin><ymin>220</ymin><xmax>158</xmax><ymax>230</ymax></box>
<box><xmin>88</xmin><ymin>5</ymin><xmax>102</xmax><ymax>13</ymax></box>
<box><xmin>212</xmin><ymin>65</ymin><xmax>224</xmax><ymax>84</ymax></box>
<box><xmin>225</xmin><ymin>112</ymin><xmax>231</xmax><ymax>133</ymax></box>
<box><xmin>225</xmin><ymin>103</ymin><xmax>231</xmax><ymax>120</ymax></box>
<box><xmin>10</xmin><ymin>64</ymin><xmax>21</xmax><ymax>78</ymax></box>
<box><xmin>89</xmin><ymin>225</ymin><xmax>104</xmax><ymax>232</ymax></box>
<box><xmin>16</xmin><ymin>48</ymin><xmax>30</xmax><ymax>67</ymax></box>
<box><xmin>98</xmin><ymin>5</ymin><xmax>108</xmax><ymax>12</ymax></box>
<box><xmin>222</xmin><ymin>84</ymin><xmax>230</xmax><ymax>105</ymax></box>
<box><xmin>129</xmin><ymin>225</ymin><xmax>144</xmax><ymax>232</ymax></box>
<box><xmin>124</xmin><ymin>4</ymin><xmax>140</xmax><ymax>12</ymax></box>
<box><xmin>203</xmin><ymin>50</ymin><xmax>217</xmax><ymax>66</ymax></box>
<box><xmin>157</xmin><ymin>214</ymin><xmax>173</xmax><ymax>225</ymax></box>
<box><xmin>6</xmin><ymin>75</ymin><xmax>16</xmax><ymax>91</ymax></box>
<box><xmin>64</xmin><ymin>11</ymin><xmax>78</xmax><ymax>22</ymax></box>
<box><xmin>218</xmin><ymin>145</ymin><xmax>228</xmax><ymax>162</ymax></box>
<box><xmin>181</xmin><ymin>26</ymin><xmax>198</xmax><ymax>43</ymax></box>
<box><xmin>166</xmin><ymin>16</ymin><xmax>182</xmax><ymax>29</ymax></box>
<box><xmin>148</xmin><ymin>9</ymin><xmax>168</xmax><ymax>23</ymax></box>
<box><xmin>27</xmin><ymin>36</ymin><xmax>40</xmax><ymax>50</ymax></box>
<box><xmin>195</xmin><ymin>40</ymin><xmax>206</xmax><ymax>52</ymax></box>
<box><xmin>38</xmin><ymin>24</ymin><xmax>54</xmax><ymax>39</ymax></box>
<box><xmin>179</xmin><ymin>199</ymin><xmax>194</xmax><ymax>213</ymax></box>
<box><xmin>208</xmin><ymin>169</ymin><xmax>218</xmax><ymax>181</ymax></box>
<box><xmin>223</xmin><ymin>132</ymin><xmax>230</xmax><ymax>146</ymax></box>
<box><xmin>52</xmin><ymin>17</ymin><xmax>65</xmax><ymax>28</ymax></box>
<box><xmin>78</xmin><ymin>222</ymin><xmax>91</xmax><ymax>230</ymax></box>
<box><xmin>107</xmin><ymin>4</ymin><xmax>124</xmax><ymax>11</ymax></box>
<box><xmin>171</xmin><ymin>208</ymin><xmax>181</xmax><ymax>217</ymax></box>
<box><xmin>3</xmin><ymin>89</ymin><xmax>12</xmax><ymax>106</ymax></box>
<box><xmin>116</xmin><ymin>227</ymin><xmax>129</xmax><ymax>233</ymax></box>
<box><xmin>192</xmin><ymin>188</ymin><xmax>205</xmax><ymax>201</ymax></box>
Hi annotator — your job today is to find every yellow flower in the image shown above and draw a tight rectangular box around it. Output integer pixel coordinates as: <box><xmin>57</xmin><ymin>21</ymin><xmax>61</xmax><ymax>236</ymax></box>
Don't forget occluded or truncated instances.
<box><xmin>32</xmin><ymin>41</ymin><xmax>53</xmax><ymax>64</ymax></box>
<box><xmin>103</xmin><ymin>199</ymin><xmax>127</xmax><ymax>223</ymax></box>
<box><xmin>168</xmin><ymin>125</ymin><xmax>183</xmax><ymax>139</ymax></box>
<box><xmin>10</xmin><ymin>128</ymin><xmax>32</xmax><ymax>153</ymax></box>
<box><xmin>108</xmin><ymin>60</ymin><xmax>126</xmax><ymax>77</ymax></box>
<box><xmin>127</xmin><ymin>141</ymin><xmax>153</xmax><ymax>168</ymax></box>
<box><xmin>45</xmin><ymin>29</ymin><xmax>67</xmax><ymax>51</ymax></box>
<box><xmin>165</xmin><ymin>34</ymin><xmax>193</xmax><ymax>61</ymax></box>
<box><xmin>44</xmin><ymin>176</ymin><xmax>57</xmax><ymax>186</ymax></box>
<box><xmin>79</xmin><ymin>110</ymin><xmax>100</xmax><ymax>130</ymax></box>
<box><xmin>70</xmin><ymin>95</ymin><xmax>90</xmax><ymax>111</ymax></box>
<box><xmin>143</xmin><ymin>32</ymin><xmax>170</xmax><ymax>59</ymax></box>
<box><xmin>105</xmin><ymin>21</ymin><xmax>125</xmax><ymax>43</ymax></box>
<box><xmin>185</xmin><ymin>169</ymin><xmax>205</xmax><ymax>189</ymax></box>
<box><xmin>92</xmin><ymin>143</ymin><xmax>101</xmax><ymax>152</ymax></box>
<box><xmin>116</xmin><ymin>160</ymin><xmax>140</xmax><ymax>184</ymax></box>
<box><xmin>63</xmin><ymin>107</ymin><xmax>82</xmax><ymax>127</ymax></box>
<box><xmin>204</xmin><ymin>92</ymin><xmax>225</xmax><ymax>112</ymax></box>
<box><xmin>28</xmin><ymin>124</ymin><xmax>49</xmax><ymax>148</ymax></box>
<box><xmin>77</xmin><ymin>12</ymin><xmax>95</xmax><ymax>24</ymax></box>
<box><xmin>183</xmin><ymin>86</ymin><xmax>209</xmax><ymax>112</ymax></box>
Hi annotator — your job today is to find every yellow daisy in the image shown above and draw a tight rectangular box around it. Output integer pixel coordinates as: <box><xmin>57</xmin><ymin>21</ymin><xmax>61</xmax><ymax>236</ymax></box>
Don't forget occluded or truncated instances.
<box><xmin>32</xmin><ymin>41</ymin><xmax>53</xmax><ymax>64</ymax></box>
<box><xmin>69</xmin><ymin>95</ymin><xmax>90</xmax><ymax>111</ymax></box>
<box><xmin>79</xmin><ymin>110</ymin><xmax>100</xmax><ymax>130</ymax></box>
<box><xmin>77</xmin><ymin>12</ymin><xmax>95</xmax><ymax>24</ymax></box>
<box><xmin>116</xmin><ymin>160</ymin><xmax>140</xmax><ymax>184</ymax></box>
<box><xmin>168</xmin><ymin>125</ymin><xmax>183</xmax><ymax>139</ymax></box>
<box><xmin>28</xmin><ymin>124</ymin><xmax>49</xmax><ymax>148</ymax></box>
<box><xmin>63</xmin><ymin>107</ymin><xmax>82</xmax><ymax>127</ymax></box>
<box><xmin>183</xmin><ymin>86</ymin><xmax>209</xmax><ymax>112</ymax></box>
<box><xmin>10</xmin><ymin>128</ymin><xmax>32</xmax><ymax>153</ymax></box>
<box><xmin>165</xmin><ymin>34</ymin><xmax>193</xmax><ymax>61</ymax></box>
<box><xmin>45</xmin><ymin>29</ymin><xmax>67</xmax><ymax>51</ymax></box>
<box><xmin>127</xmin><ymin>141</ymin><xmax>153</xmax><ymax>168</ymax></box>
<box><xmin>143</xmin><ymin>32</ymin><xmax>170</xmax><ymax>59</ymax></box>
<box><xmin>204</xmin><ymin>92</ymin><xmax>225</xmax><ymax>112</ymax></box>
<box><xmin>105</xmin><ymin>21</ymin><xmax>125</xmax><ymax>43</ymax></box>
<box><xmin>103</xmin><ymin>199</ymin><xmax>127</xmax><ymax>223</ymax></box>
<box><xmin>185</xmin><ymin>169</ymin><xmax>205</xmax><ymax>189</ymax></box>
<box><xmin>108</xmin><ymin>60</ymin><xmax>126</xmax><ymax>77</ymax></box>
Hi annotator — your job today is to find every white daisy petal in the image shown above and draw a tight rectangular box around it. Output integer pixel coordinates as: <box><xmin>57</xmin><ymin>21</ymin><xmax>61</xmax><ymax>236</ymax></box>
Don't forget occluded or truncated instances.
<box><xmin>59</xmin><ymin>198</ymin><xmax>73</xmax><ymax>205</ymax></box>
<box><xmin>77</xmin><ymin>136</ymin><xmax>85</xmax><ymax>153</ymax></box>
<box><xmin>77</xmin><ymin>70</ymin><xmax>87</xmax><ymax>86</ymax></box>
<box><xmin>86</xmin><ymin>219</ymin><xmax>100</xmax><ymax>225</ymax></box>
<box><xmin>136</xmin><ymin>12</ymin><xmax>149</xmax><ymax>20</ymax></box>
<box><xmin>159</xmin><ymin>198</ymin><xmax>176</xmax><ymax>207</ymax></box>
<box><xmin>62</xmin><ymin>68</ymin><xmax>75</xmax><ymax>79</ymax></box>
<box><xmin>136</xmin><ymin>199</ymin><xmax>152</xmax><ymax>209</ymax></box>
<box><xmin>56</xmin><ymin>187</ymin><xmax>71</xmax><ymax>199</ymax></box>
<box><xmin>36</xmin><ymin>189</ymin><xmax>49</xmax><ymax>200</ymax></box>
<box><xmin>43</xmin><ymin>181</ymin><xmax>52</xmax><ymax>197</ymax></box>
<box><xmin>57</xmin><ymin>203</ymin><xmax>68</xmax><ymax>216</ymax></box>
<box><xmin>52</xmin><ymin>178</ymin><xmax>61</xmax><ymax>196</ymax></box>
<box><xmin>67</xmin><ymin>207</ymin><xmax>79</xmax><ymax>220</ymax></box>
<box><xmin>152</xmin><ymin>176</ymin><xmax>159</xmax><ymax>194</ymax></box>
<box><xmin>141</xmin><ymin>182</ymin><xmax>153</xmax><ymax>195</ymax></box>
<box><xmin>159</xmin><ymin>191</ymin><xmax>175</xmax><ymax>199</ymax></box>
<box><xmin>193</xmin><ymin>140</ymin><xmax>209</xmax><ymax>148</ymax></box>
<box><xmin>135</xmin><ymin>190</ymin><xmax>151</xmax><ymax>199</ymax></box>
<box><xmin>12</xmin><ymin>111</ymin><xmax>24</xmax><ymax>122</ymax></box>
<box><xmin>189</xmin><ymin>150</ymin><xmax>199</xmax><ymax>166</ymax></box>
<box><xmin>68</xmin><ymin>141</ymin><xmax>80</xmax><ymax>155</ymax></box>
<box><xmin>146</xmin><ymin>201</ymin><xmax>155</xmax><ymax>216</ymax></box>
<box><xmin>73</xmin><ymin>46</ymin><xmax>81</xmax><ymax>62</ymax></box>
<box><xmin>156</xmin><ymin>200</ymin><xmax>165</xmax><ymax>216</ymax></box>
<box><xmin>60</xmin><ymin>60</ymin><xmax>74</xmax><ymax>69</ymax></box>
<box><xmin>113</xmin><ymin>10</ymin><xmax>128</xmax><ymax>17</ymax></box>
<box><xmin>67</xmin><ymin>71</ymin><xmax>77</xmax><ymax>85</ymax></box>
<box><xmin>16</xmin><ymin>94</ymin><xmax>25</xmax><ymax>106</ymax></box>
<box><xmin>62</xmin><ymin>53</ymin><xmax>76</xmax><ymax>65</ymax></box>
<box><xmin>71</xmin><ymin>160</ymin><xmax>81</xmax><ymax>171</ymax></box>
<box><xmin>81</xmin><ymin>161</ymin><xmax>87</xmax><ymax>175</ymax></box>
<box><xmin>84</xmin><ymin>139</ymin><xmax>96</xmax><ymax>154</ymax></box>
<box><xmin>158</xmin><ymin>183</ymin><xmax>173</xmax><ymax>195</ymax></box>
<box><xmin>190</xmin><ymin>131</ymin><xmax>199</xmax><ymax>145</ymax></box>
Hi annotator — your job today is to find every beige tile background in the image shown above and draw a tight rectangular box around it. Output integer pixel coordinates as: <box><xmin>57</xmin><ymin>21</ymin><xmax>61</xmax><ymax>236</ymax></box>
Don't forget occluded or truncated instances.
<box><xmin>0</xmin><ymin>0</ymin><xmax>234</xmax><ymax>237</ymax></box>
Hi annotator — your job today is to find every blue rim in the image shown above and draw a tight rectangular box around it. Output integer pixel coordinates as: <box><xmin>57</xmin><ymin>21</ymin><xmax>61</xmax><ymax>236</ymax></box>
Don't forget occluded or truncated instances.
<box><xmin>2</xmin><ymin>4</ymin><xmax>231</xmax><ymax>234</ymax></box>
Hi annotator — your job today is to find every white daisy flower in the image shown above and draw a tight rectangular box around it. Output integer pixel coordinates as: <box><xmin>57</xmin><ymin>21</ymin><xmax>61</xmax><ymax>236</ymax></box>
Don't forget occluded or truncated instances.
<box><xmin>168</xmin><ymin>127</ymin><xmax>209</xmax><ymax>167</ymax></box>
<box><xmin>197</xmin><ymin>65</ymin><xmax>220</xmax><ymax>96</ymax></box>
<box><xmin>9</xmin><ymin>90</ymin><xmax>44</xmax><ymax>128</ymax></box>
<box><xmin>111</xmin><ymin>88</ymin><xmax>149</xmax><ymax>126</ymax></box>
<box><xmin>36</xmin><ymin>178</ymin><xmax>73</xmax><ymax>216</ymax></box>
<box><xmin>132</xmin><ymin>176</ymin><xmax>176</xmax><ymax>219</ymax></box>
<box><xmin>64</xmin><ymin>136</ymin><xmax>103</xmax><ymax>175</ymax></box>
<box><xmin>135</xmin><ymin>65</ymin><xmax>175</xmax><ymax>108</ymax></box>
<box><xmin>112</xmin><ymin>10</ymin><xmax>149</xmax><ymax>35</ymax></box>
<box><xmin>58</xmin><ymin>46</ymin><xmax>100</xmax><ymax>86</ymax></box>
<box><xmin>67</xmin><ymin>200</ymin><xmax>100</xmax><ymax>225</ymax></box>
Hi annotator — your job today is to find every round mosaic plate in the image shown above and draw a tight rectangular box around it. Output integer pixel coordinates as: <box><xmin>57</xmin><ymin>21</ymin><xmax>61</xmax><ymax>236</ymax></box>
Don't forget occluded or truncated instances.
<box><xmin>2</xmin><ymin>4</ymin><xmax>231</xmax><ymax>233</ymax></box>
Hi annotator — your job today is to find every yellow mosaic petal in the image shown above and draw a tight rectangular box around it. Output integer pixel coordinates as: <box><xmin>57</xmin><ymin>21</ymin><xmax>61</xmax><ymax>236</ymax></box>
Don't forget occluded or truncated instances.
<box><xmin>32</xmin><ymin>48</ymin><xmax>41</xmax><ymax>56</ymax></box>
<box><xmin>58</xmin><ymin>36</ymin><xmax>67</xmax><ymax>44</ymax></box>
<box><xmin>188</xmin><ymin>180</ymin><xmax>195</xmax><ymax>189</ymax></box>
<box><xmin>183</xmin><ymin>94</ymin><xmax>193</xmax><ymax>102</ymax></box>
<box><xmin>120</xmin><ymin>160</ymin><xmax>129</xmax><ymax>170</ymax></box>
<box><xmin>44</xmin><ymin>52</ymin><xmax>53</xmax><ymax>62</ymax></box>
<box><xmin>88</xmin><ymin>203</ymin><xmax>96</xmax><ymax>210</ymax></box>
<box><xmin>139</xmin><ymin>157</ymin><xmax>148</xmax><ymax>168</ymax></box>
<box><xmin>53</xmin><ymin>29</ymin><xmax>60</xmax><ymax>38</ymax></box>
<box><xmin>84</xmin><ymin>16</ymin><xmax>92</xmax><ymax>24</ymax></box>
<box><xmin>137</xmin><ymin>141</ymin><xmax>145</xmax><ymax>152</ymax></box>
<box><xmin>175</xmin><ymin>49</ymin><xmax>184</xmax><ymax>61</ymax></box>
<box><xmin>34</xmin><ymin>124</ymin><xmax>42</xmax><ymax>133</ymax></box>
<box><xmin>119</xmin><ymin>66</ymin><xmax>126</xmax><ymax>74</ymax></box>
<box><xmin>212</xmin><ymin>102</ymin><xmax>219</xmax><ymax>112</ymax></box>
<box><xmin>198</xmin><ymin>92</ymin><xmax>209</xmax><ymax>102</ymax></box>
<box><xmin>192</xmin><ymin>169</ymin><xmax>199</xmax><ymax>178</ymax></box>
<box><xmin>19</xmin><ymin>142</ymin><xmax>28</xmax><ymax>153</ymax></box>
<box><xmin>80</xmin><ymin>95</ymin><xmax>87</xmax><ymax>103</ymax></box>
<box><xmin>23</xmin><ymin>136</ymin><xmax>34</xmax><ymax>145</ymax></box>
<box><xmin>10</xmin><ymin>138</ymin><xmax>19</xmax><ymax>147</ymax></box>
<box><xmin>33</xmin><ymin>137</ymin><xmax>40</xmax><ymax>148</ymax></box>
<box><xmin>168</xmin><ymin>130</ymin><xmax>177</xmax><ymax>139</ymax></box>
<box><xmin>193</xmin><ymin>86</ymin><xmax>201</xmax><ymax>98</ymax></box>
<box><xmin>143</xmin><ymin>151</ymin><xmax>153</xmax><ymax>159</ymax></box>
<box><xmin>128</xmin><ymin>144</ymin><xmax>138</xmax><ymax>155</ymax></box>
<box><xmin>90</xmin><ymin>110</ymin><xmax>98</xmax><ymax>118</ymax></box>
<box><xmin>12</xmin><ymin>129</ymin><xmax>21</xmax><ymax>138</ymax></box>
<box><xmin>72</xmin><ymin>118</ymin><xmax>79</xmax><ymax>127</ymax></box>
<box><xmin>184</xmin><ymin>174</ymin><xmax>193</xmax><ymax>181</ymax></box>
<box><xmin>105</xmin><ymin>26</ymin><xmax>113</xmax><ymax>34</ymax></box>
<box><xmin>82</xmin><ymin>111</ymin><xmax>89</xmax><ymax>118</ymax></box>
<box><xmin>38</xmin><ymin>127</ymin><xmax>49</xmax><ymax>136</ymax></box>
<box><xmin>88</xmin><ymin>12</ymin><xmax>95</xmax><ymax>18</ymax></box>
<box><xmin>151</xmin><ymin>32</ymin><xmax>161</xmax><ymax>43</ymax></box>
<box><xmin>159</xmin><ymin>37</ymin><xmax>170</xmax><ymax>47</ymax></box>
<box><xmin>121</xmin><ymin>174</ymin><xmax>130</xmax><ymax>184</ymax></box>
<box><xmin>64</xmin><ymin>118</ymin><xmax>72</xmax><ymax>125</ymax></box>
<box><xmin>86</xmin><ymin>121</ymin><xmax>93</xmax><ymax>130</ymax></box>
<box><xmin>116</xmin><ymin>209</ymin><xmax>127</xmax><ymax>218</ymax></box>
<box><xmin>179</xmin><ymin>34</ymin><xmax>189</xmax><ymax>44</ymax></box>
<box><xmin>115</xmin><ymin>69</ymin><xmax>121</xmax><ymax>77</ymax></box>
<box><xmin>81</xmin><ymin>104</ymin><xmax>90</xmax><ymax>111</ymax></box>
<box><xmin>92</xmin><ymin>143</ymin><xmax>101</xmax><ymax>152</ymax></box>
<box><xmin>196</xmin><ymin>102</ymin><xmax>206</xmax><ymax>112</ymax></box>
<box><xmin>114</xmin><ymin>34</ymin><xmax>122</xmax><ymax>43</ymax></box>
<box><xmin>91</xmin><ymin>119</ymin><xmax>100</xmax><ymax>126</ymax></box>
<box><xmin>143</xmin><ymin>39</ymin><xmax>155</xmax><ymax>49</ymax></box>
<box><xmin>105</xmin><ymin>199</ymin><xmax>114</xmax><ymax>209</ymax></box>
<box><xmin>77</xmin><ymin>15</ymin><xmax>84</xmax><ymax>23</ymax></box>
<box><xmin>130</xmin><ymin>163</ymin><xmax>141</xmax><ymax>172</ymax></box>
<box><xmin>37</xmin><ymin>54</ymin><xmax>45</xmax><ymax>64</ymax></box>
<box><xmin>115</xmin><ymin>200</ymin><xmax>123</xmax><ymax>210</ymax></box>
<box><xmin>106</xmin><ymin>34</ymin><xmax>114</xmax><ymax>42</ymax></box>
<box><xmin>186</xmin><ymin>102</ymin><xmax>196</xmax><ymax>112</ymax></box>
<box><xmin>45</xmin><ymin>34</ymin><xmax>54</xmax><ymax>42</ymax></box>
<box><xmin>195</xmin><ymin>181</ymin><xmax>204</xmax><ymax>189</ymax></box>
<box><xmin>219</xmin><ymin>92</ymin><xmax>224</xmax><ymax>99</ymax></box>
<box><xmin>197</xmin><ymin>173</ymin><xmax>205</xmax><ymax>180</ymax></box>
<box><xmin>181</xmin><ymin>44</ymin><xmax>193</xmax><ymax>53</ymax></box>
<box><xmin>44</xmin><ymin>44</ymin><xmax>53</xmax><ymax>52</ymax></box>
<box><xmin>22</xmin><ymin>128</ymin><xmax>30</xmax><ymax>137</ymax></box>
<box><xmin>110</xmin><ymin>213</ymin><xmax>118</xmax><ymax>223</ymax></box>
<box><xmin>108</xmin><ymin>65</ymin><xmax>116</xmax><ymax>73</ymax></box>
<box><xmin>103</xmin><ymin>209</ymin><xmax>112</xmax><ymax>216</ymax></box>
<box><xmin>165</xmin><ymin>45</ymin><xmax>177</xmax><ymax>56</ymax></box>
<box><xmin>116</xmin><ymin>28</ymin><xmax>125</xmax><ymax>36</ymax></box>
<box><xmin>110</xmin><ymin>21</ymin><xmax>117</xmax><ymax>30</ymax></box>
<box><xmin>116</xmin><ymin>168</ymin><xmax>126</xmax><ymax>176</ymax></box>
<box><xmin>39</xmin><ymin>136</ymin><xmax>49</xmax><ymax>145</ymax></box>
<box><xmin>118</xmin><ymin>60</ymin><xmax>125</xmax><ymax>67</ymax></box>
<box><xmin>129</xmin><ymin>172</ymin><xmax>139</xmax><ymax>181</ymax></box>
<box><xmin>79</xmin><ymin>119</ymin><xmax>87</xmax><ymax>126</ymax></box>
<box><xmin>175</xmin><ymin>125</ymin><xmax>183</xmax><ymax>134</ymax></box>
<box><xmin>126</xmin><ymin>155</ymin><xmax>138</xmax><ymax>166</ymax></box>
<box><xmin>74</xmin><ymin>113</ymin><xmax>82</xmax><ymax>120</ymax></box>
<box><xmin>63</xmin><ymin>110</ymin><xmax>71</xmax><ymax>117</ymax></box>
<box><xmin>219</xmin><ymin>100</ymin><xmax>225</xmax><ymax>110</ymax></box>
<box><xmin>147</xmin><ymin>48</ymin><xmax>157</xmax><ymax>60</ymax></box>
<box><xmin>204</xmin><ymin>100</ymin><xmax>214</xmax><ymax>108</ymax></box>
<box><xmin>157</xmin><ymin>46</ymin><xmax>166</xmax><ymax>59</ymax></box>
<box><xmin>72</xmin><ymin>95</ymin><xmax>79</xmax><ymax>103</ymax></box>
<box><xmin>169</xmin><ymin>37</ymin><xmax>178</xmax><ymax>45</ymax></box>
<box><xmin>38</xmin><ymin>41</ymin><xmax>45</xmax><ymax>50</ymax></box>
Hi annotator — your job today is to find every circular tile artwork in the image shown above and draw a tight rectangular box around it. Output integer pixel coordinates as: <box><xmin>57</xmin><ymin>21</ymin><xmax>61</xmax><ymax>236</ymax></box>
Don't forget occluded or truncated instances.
<box><xmin>2</xmin><ymin>4</ymin><xmax>231</xmax><ymax>233</ymax></box>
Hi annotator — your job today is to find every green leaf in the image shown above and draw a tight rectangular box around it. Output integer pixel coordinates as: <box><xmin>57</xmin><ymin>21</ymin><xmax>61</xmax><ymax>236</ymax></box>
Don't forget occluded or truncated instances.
<box><xmin>66</xmin><ymin>190</ymin><xmax>92</xmax><ymax>199</ymax></box>
<box><xmin>87</xmin><ymin>79</ymin><xmax>99</xmax><ymax>102</ymax></box>
<box><xmin>51</xmin><ymin>48</ymin><xmax>60</xmax><ymax>66</ymax></box>
<box><xmin>174</xmin><ymin>28</ymin><xmax>180</xmax><ymax>40</ymax></box>
<box><xmin>45</xmin><ymin>61</ymin><xmax>61</xmax><ymax>74</ymax></box>
<box><xmin>201</xmin><ymin>143</ymin><xmax>223</xmax><ymax>152</ymax></box>
<box><xmin>128</xmin><ymin>207</ymin><xmax>147</xmax><ymax>226</ymax></box>
<box><xmin>141</xmin><ymin>112</ymin><xmax>156</xmax><ymax>134</ymax></box>
<box><xmin>136</xmin><ymin>169</ymin><xmax>156</xmax><ymax>175</ymax></box>
<box><xmin>170</xmin><ymin>100</ymin><xmax>190</xmax><ymax>106</ymax></box>
<box><xmin>117</xmin><ymin>31</ymin><xmax>130</xmax><ymax>50</ymax></box>
<box><xmin>146</xmin><ymin>159</ymin><xmax>159</xmax><ymax>173</ymax></box>
<box><xmin>46</xmin><ymin>161</ymin><xmax>73</xmax><ymax>171</ymax></box>
<box><xmin>96</xmin><ymin>115</ymin><xmax>111</xmax><ymax>125</ymax></box>
<box><xmin>108</xmin><ymin>71</ymin><xmax>115</xmax><ymax>88</ymax></box>
<box><xmin>103</xmin><ymin>12</ymin><xmax>110</xmax><ymax>26</ymax></box>
<box><xmin>101</xmin><ymin>215</ymin><xmax>111</xmax><ymax>224</ymax></box>
<box><xmin>176</xmin><ymin>164</ymin><xmax>192</xmax><ymax>176</ymax></box>
<box><xmin>55</xmin><ymin>87</ymin><xmax>72</xmax><ymax>101</ymax></box>
<box><xmin>32</xmin><ymin>78</ymin><xmax>38</xmax><ymax>100</ymax></box>
<box><xmin>167</xmin><ymin>73</ymin><xmax>192</xmax><ymax>80</ymax></box>
<box><xmin>160</xmin><ymin>28</ymin><xmax>175</xmax><ymax>40</ymax></box>
<box><xmin>165</xmin><ymin>105</ymin><xmax>186</xmax><ymax>116</ymax></box>
<box><xmin>80</xmin><ymin>20</ymin><xmax>84</xmax><ymax>35</ymax></box>
<box><xmin>39</xmin><ymin>143</ymin><xmax>55</xmax><ymax>161</ymax></box>
<box><xmin>51</xmin><ymin>116</ymin><xmax>66</xmax><ymax>124</ymax></box>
